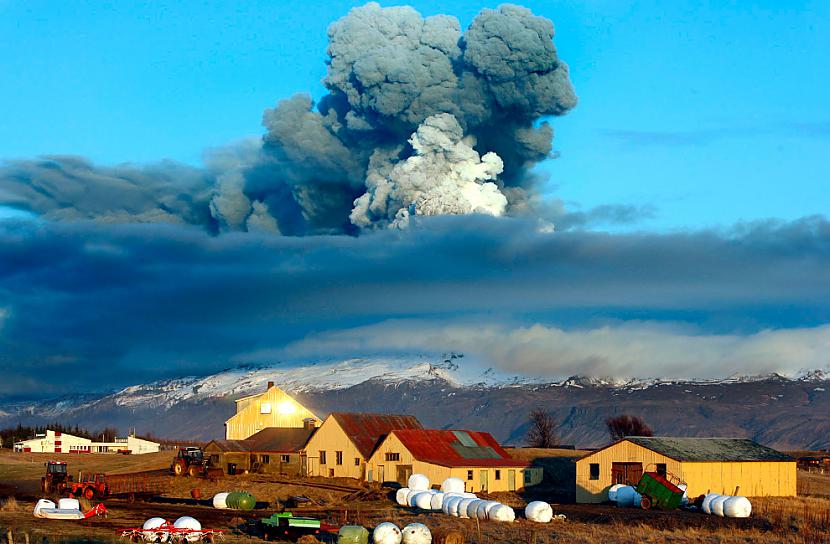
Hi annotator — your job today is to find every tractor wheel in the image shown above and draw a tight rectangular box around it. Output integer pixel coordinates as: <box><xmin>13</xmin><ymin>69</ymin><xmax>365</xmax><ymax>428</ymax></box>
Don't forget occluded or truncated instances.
<box><xmin>188</xmin><ymin>464</ymin><xmax>200</xmax><ymax>478</ymax></box>
<box><xmin>640</xmin><ymin>495</ymin><xmax>652</xmax><ymax>510</ymax></box>
<box><xmin>84</xmin><ymin>487</ymin><xmax>96</xmax><ymax>500</ymax></box>
<box><xmin>173</xmin><ymin>461</ymin><xmax>185</xmax><ymax>476</ymax></box>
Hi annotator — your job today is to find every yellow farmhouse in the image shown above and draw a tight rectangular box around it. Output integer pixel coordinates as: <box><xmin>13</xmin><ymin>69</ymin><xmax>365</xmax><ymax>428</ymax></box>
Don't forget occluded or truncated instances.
<box><xmin>304</xmin><ymin>412</ymin><xmax>423</xmax><ymax>479</ymax></box>
<box><xmin>225</xmin><ymin>381</ymin><xmax>319</xmax><ymax>440</ymax></box>
<box><xmin>576</xmin><ymin>436</ymin><xmax>796</xmax><ymax>503</ymax></box>
<box><xmin>366</xmin><ymin>429</ymin><xmax>543</xmax><ymax>492</ymax></box>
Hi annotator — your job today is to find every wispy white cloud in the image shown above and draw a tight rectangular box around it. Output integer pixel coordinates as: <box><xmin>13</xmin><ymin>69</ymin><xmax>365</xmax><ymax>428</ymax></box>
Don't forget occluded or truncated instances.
<box><xmin>281</xmin><ymin>319</ymin><xmax>830</xmax><ymax>380</ymax></box>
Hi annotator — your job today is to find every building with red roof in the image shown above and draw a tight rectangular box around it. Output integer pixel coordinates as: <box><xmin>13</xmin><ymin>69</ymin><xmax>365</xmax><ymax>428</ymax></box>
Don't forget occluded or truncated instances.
<box><xmin>366</xmin><ymin>429</ymin><xmax>543</xmax><ymax>492</ymax></box>
<box><xmin>304</xmin><ymin>412</ymin><xmax>424</xmax><ymax>479</ymax></box>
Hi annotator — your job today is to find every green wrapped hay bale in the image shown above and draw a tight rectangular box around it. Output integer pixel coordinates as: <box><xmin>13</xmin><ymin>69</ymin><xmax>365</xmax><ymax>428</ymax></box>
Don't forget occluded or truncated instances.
<box><xmin>338</xmin><ymin>525</ymin><xmax>369</xmax><ymax>544</ymax></box>
<box><xmin>226</xmin><ymin>491</ymin><xmax>256</xmax><ymax>510</ymax></box>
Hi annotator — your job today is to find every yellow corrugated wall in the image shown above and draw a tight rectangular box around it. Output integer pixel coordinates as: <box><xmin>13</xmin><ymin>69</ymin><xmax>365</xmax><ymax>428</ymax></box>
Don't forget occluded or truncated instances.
<box><xmin>681</xmin><ymin>461</ymin><xmax>797</xmax><ymax>497</ymax></box>
<box><xmin>225</xmin><ymin>386</ymin><xmax>319</xmax><ymax>439</ymax></box>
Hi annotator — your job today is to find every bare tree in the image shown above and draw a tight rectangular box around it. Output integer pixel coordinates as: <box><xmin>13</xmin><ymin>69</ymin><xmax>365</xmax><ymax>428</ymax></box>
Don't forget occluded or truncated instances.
<box><xmin>606</xmin><ymin>414</ymin><xmax>653</xmax><ymax>441</ymax></box>
<box><xmin>526</xmin><ymin>408</ymin><xmax>558</xmax><ymax>448</ymax></box>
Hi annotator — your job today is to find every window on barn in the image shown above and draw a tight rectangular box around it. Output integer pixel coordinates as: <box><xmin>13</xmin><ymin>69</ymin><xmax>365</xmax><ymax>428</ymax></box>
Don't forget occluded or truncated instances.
<box><xmin>467</xmin><ymin>470</ymin><xmax>473</xmax><ymax>480</ymax></box>
<box><xmin>656</xmin><ymin>463</ymin><xmax>667</xmax><ymax>477</ymax></box>
<box><xmin>355</xmin><ymin>458</ymin><xmax>361</xmax><ymax>466</ymax></box>
<box><xmin>260</xmin><ymin>454</ymin><xmax>270</xmax><ymax>464</ymax></box>
<box><xmin>385</xmin><ymin>452</ymin><xmax>400</xmax><ymax>461</ymax></box>
<box><xmin>319</xmin><ymin>451</ymin><xmax>327</xmax><ymax>465</ymax></box>
<box><xmin>495</xmin><ymin>470</ymin><xmax>501</xmax><ymax>480</ymax></box>
<box><xmin>336</xmin><ymin>451</ymin><xmax>343</xmax><ymax>465</ymax></box>
<box><xmin>210</xmin><ymin>455</ymin><xmax>219</xmax><ymax>465</ymax></box>
<box><xmin>281</xmin><ymin>454</ymin><xmax>290</xmax><ymax>463</ymax></box>
<box><xmin>589</xmin><ymin>463</ymin><xmax>600</xmax><ymax>480</ymax></box>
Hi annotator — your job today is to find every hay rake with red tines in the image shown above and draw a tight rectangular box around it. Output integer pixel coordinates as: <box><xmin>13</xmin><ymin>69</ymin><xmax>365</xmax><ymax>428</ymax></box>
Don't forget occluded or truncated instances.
<box><xmin>118</xmin><ymin>521</ymin><xmax>225</xmax><ymax>543</ymax></box>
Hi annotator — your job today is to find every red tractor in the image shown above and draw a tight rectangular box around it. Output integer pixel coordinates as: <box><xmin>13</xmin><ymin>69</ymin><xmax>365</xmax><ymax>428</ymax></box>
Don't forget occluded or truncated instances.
<box><xmin>171</xmin><ymin>447</ymin><xmax>210</xmax><ymax>477</ymax></box>
<box><xmin>41</xmin><ymin>461</ymin><xmax>73</xmax><ymax>494</ymax></box>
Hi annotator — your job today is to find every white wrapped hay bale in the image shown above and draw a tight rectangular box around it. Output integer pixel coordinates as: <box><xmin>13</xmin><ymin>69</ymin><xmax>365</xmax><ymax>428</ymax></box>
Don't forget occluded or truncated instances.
<box><xmin>466</xmin><ymin>499</ymin><xmax>483</xmax><ymax>519</ymax></box>
<box><xmin>143</xmin><ymin>517</ymin><xmax>170</xmax><ymax>543</ymax></box>
<box><xmin>484</xmin><ymin>501</ymin><xmax>502</xmax><ymax>519</ymax></box>
<box><xmin>701</xmin><ymin>493</ymin><xmax>719</xmax><ymax>515</ymax></box>
<box><xmin>607</xmin><ymin>483</ymin><xmax>623</xmax><ymax>502</ymax></box>
<box><xmin>33</xmin><ymin>499</ymin><xmax>56</xmax><ymax>518</ymax></box>
<box><xmin>441</xmin><ymin>477</ymin><xmax>465</xmax><ymax>494</ymax></box>
<box><xmin>408</xmin><ymin>474</ymin><xmax>430</xmax><ymax>491</ymax></box>
<box><xmin>711</xmin><ymin>495</ymin><xmax>730</xmax><ymax>517</ymax></box>
<box><xmin>525</xmin><ymin>501</ymin><xmax>553</xmax><ymax>523</ymax></box>
<box><xmin>406</xmin><ymin>489</ymin><xmax>422</xmax><ymax>507</ymax></box>
<box><xmin>445</xmin><ymin>496</ymin><xmax>463</xmax><ymax>516</ymax></box>
<box><xmin>173</xmin><ymin>517</ymin><xmax>202</xmax><ymax>543</ymax></box>
<box><xmin>212</xmin><ymin>492</ymin><xmax>229</xmax><ymax>509</ymax></box>
<box><xmin>616</xmin><ymin>485</ymin><xmax>640</xmax><ymax>508</ymax></box>
<box><xmin>396</xmin><ymin>487</ymin><xmax>411</xmax><ymax>506</ymax></box>
<box><xmin>723</xmin><ymin>496</ymin><xmax>752</xmax><ymax>518</ymax></box>
<box><xmin>475</xmin><ymin>500</ymin><xmax>498</xmax><ymax>519</ymax></box>
<box><xmin>373</xmin><ymin>522</ymin><xmax>402</xmax><ymax>544</ymax></box>
<box><xmin>490</xmin><ymin>504</ymin><xmax>516</xmax><ymax>522</ymax></box>
<box><xmin>462</xmin><ymin>492</ymin><xmax>477</xmax><ymax>498</ymax></box>
<box><xmin>429</xmin><ymin>492</ymin><xmax>445</xmax><ymax>511</ymax></box>
<box><xmin>414</xmin><ymin>492</ymin><xmax>433</xmax><ymax>510</ymax></box>
<box><xmin>401</xmin><ymin>523</ymin><xmax>431</xmax><ymax>544</ymax></box>
<box><xmin>457</xmin><ymin>498</ymin><xmax>476</xmax><ymax>519</ymax></box>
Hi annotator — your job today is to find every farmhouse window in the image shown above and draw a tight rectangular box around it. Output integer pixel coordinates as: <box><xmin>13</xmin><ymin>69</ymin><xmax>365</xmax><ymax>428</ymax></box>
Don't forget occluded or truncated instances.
<box><xmin>281</xmin><ymin>454</ymin><xmax>290</xmax><ymax>463</ymax></box>
<box><xmin>385</xmin><ymin>452</ymin><xmax>400</xmax><ymax>461</ymax></box>
<box><xmin>589</xmin><ymin>463</ymin><xmax>600</xmax><ymax>480</ymax></box>
<box><xmin>355</xmin><ymin>457</ymin><xmax>361</xmax><ymax>466</ymax></box>
<box><xmin>336</xmin><ymin>451</ymin><xmax>343</xmax><ymax>465</ymax></box>
<box><xmin>495</xmin><ymin>470</ymin><xmax>501</xmax><ymax>480</ymax></box>
<box><xmin>319</xmin><ymin>451</ymin><xmax>327</xmax><ymax>465</ymax></box>
<box><xmin>467</xmin><ymin>470</ymin><xmax>473</xmax><ymax>480</ymax></box>
<box><xmin>260</xmin><ymin>454</ymin><xmax>270</xmax><ymax>464</ymax></box>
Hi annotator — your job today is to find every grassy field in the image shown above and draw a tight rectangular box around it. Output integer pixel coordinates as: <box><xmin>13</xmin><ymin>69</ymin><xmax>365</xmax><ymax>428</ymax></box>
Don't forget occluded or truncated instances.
<box><xmin>2</xmin><ymin>447</ymin><xmax>830</xmax><ymax>543</ymax></box>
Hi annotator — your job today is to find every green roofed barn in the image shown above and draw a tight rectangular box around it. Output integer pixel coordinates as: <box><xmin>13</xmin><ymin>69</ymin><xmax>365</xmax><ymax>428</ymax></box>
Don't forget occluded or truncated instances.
<box><xmin>576</xmin><ymin>436</ymin><xmax>796</xmax><ymax>503</ymax></box>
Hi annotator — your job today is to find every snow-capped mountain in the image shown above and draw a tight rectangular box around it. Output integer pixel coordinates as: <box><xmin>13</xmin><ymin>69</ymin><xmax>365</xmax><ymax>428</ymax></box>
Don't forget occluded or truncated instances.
<box><xmin>2</xmin><ymin>355</ymin><xmax>830</xmax><ymax>449</ymax></box>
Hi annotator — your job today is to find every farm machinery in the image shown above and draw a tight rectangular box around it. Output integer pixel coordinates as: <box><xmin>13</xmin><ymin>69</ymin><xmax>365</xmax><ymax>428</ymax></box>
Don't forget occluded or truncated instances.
<box><xmin>41</xmin><ymin>461</ymin><xmax>73</xmax><ymax>493</ymax></box>
<box><xmin>635</xmin><ymin>466</ymin><xmax>687</xmax><ymax>510</ymax></box>
<box><xmin>66</xmin><ymin>471</ymin><xmax>167</xmax><ymax>501</ymax></box>
<box><xmin>257</xmin><ymin>513</ymin><xmax>337</xmax><ymax>542</ymax></box>
<box><xmin>171</xmin><ymin>447</ymin><xmax>221</xmax><ymax>478</ymax></box>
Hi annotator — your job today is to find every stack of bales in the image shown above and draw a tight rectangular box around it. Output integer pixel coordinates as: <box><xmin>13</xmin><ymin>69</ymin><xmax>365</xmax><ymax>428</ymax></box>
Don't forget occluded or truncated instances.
<box><xmin>396</xmin><ymin>474</ymin><xmax>562</xmax><ymax>523</ymax></box>
<box><xmin>701</xmin><ymin>494</ymin><xmax>752</xmax><ymax>518</ymax></box>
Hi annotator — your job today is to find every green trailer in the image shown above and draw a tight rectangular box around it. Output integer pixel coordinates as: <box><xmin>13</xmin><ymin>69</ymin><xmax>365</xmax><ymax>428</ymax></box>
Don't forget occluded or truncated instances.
<box><xmin>260</xmin><ymin>513</ymin><xmax>334</xmax><ymax>542</ymax></box>
<box><xmin>635</xmin><ymin>470</ymin><xmax>686</xmax><ymax>510</ymax></box>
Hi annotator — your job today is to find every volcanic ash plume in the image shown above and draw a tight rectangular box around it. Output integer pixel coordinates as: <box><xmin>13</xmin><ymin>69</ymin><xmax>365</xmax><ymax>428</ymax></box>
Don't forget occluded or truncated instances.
<box><xmin>0</xmin><ymin>3</ymin><xmax>576</xmax><ymax>235</ymax></box>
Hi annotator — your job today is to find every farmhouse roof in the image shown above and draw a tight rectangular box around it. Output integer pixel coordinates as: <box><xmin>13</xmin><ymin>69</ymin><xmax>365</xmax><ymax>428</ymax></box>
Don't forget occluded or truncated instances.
<box><xmin>330</xmin><ymin>413</ymin><xmax>423</xmax><ymax>458</ymax></box>
<box><xmin>623</xmin><ymin>437</ymin><xmax>793</xmax><ymax>462</ymax></box>
<box><xmin>207</xmin><ymin>427</ymin><xmax>315</xmax><ymax>453</ymax></box>
<box><xmin>392</xmin><ymin>429</ymin><xmax>529</xmax><ymax>468</ymax></box>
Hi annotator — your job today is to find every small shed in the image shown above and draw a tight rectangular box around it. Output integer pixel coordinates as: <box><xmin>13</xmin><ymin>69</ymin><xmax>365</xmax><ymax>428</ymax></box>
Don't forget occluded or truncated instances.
<box><xmin>366</xmin><ymin>429</ymin><xmax>543</xmax><ymax>492</ymax></box>
<box><xmin>303</xmin><ymin>412</ymin><xmax>423</xmax><ymax>479</ymax></box>
<box><xmin>575</xmin><ymin>436</ymin><xmax>796</xmax><ymax>503</ymax></box>
<box><xmin>205</xmin><ymin>426</ymin><xmax>316</xmax><ymax>476</ymax></box>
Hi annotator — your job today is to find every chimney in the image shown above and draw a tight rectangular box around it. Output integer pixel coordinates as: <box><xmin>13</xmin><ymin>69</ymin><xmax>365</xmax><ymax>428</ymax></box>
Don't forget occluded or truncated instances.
<box><xmin>267</xmin><ymin>381</ymin><xmax>274</xmax><ymax>390</ymax></box>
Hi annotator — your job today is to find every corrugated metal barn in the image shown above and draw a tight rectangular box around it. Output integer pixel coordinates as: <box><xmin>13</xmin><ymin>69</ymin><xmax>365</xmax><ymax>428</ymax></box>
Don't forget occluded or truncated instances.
<box><xmin>576</xmin><ymin>437</ymin><xmax>796</xmax><ymax>503</ymax></box>
<box><xmin>225</xmin><ymin>382</ymin><xmax>320</xmax><ymax>440</ymax></box>
<box><xmin>303</xmin><ymin>412</ymin><xmax>424</xmax><ymax>479</ymax></box>
<box><xmin>367</xmin><ymin>429</ymin><xmax>543</xmax><ymax>492</ymax></box>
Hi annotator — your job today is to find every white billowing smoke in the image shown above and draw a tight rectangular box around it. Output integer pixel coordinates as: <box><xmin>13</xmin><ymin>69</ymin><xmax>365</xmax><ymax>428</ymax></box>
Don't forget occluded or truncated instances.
<box><xmin>351</xmin><ymin>114</ymin><xmax>506</xmax><ymax>228</ymax></box>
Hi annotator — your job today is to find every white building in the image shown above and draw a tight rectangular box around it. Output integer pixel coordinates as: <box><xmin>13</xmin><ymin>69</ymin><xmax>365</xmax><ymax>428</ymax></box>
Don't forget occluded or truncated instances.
<box><xmin>13</xmin><ymin>429</ymin><xmax>160</xmax><ymax>454</ymax></box>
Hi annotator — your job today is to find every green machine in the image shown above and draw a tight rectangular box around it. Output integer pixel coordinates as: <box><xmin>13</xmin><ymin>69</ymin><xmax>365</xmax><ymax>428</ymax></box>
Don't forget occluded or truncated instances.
<box><xmin>635</xmin><ymin>469</ymin><xmax>686</xmax><ymax>510</ymax></box>
<box><xmin>260</xmin><ymin>513</ymin><xmax>325</xmax><ymax>542</ymax></box>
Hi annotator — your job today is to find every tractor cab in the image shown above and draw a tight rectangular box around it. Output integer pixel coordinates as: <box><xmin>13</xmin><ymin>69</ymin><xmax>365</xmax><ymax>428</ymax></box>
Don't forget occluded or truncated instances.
<box><xmin>46</xmin><ymin>461</ymin><xmax>68</xmax><ymax>475</ymax></box>
<box><xmin>178</xmin><ymin>447</ymin><xmax>204</xmax><ymax>461</ymax></box>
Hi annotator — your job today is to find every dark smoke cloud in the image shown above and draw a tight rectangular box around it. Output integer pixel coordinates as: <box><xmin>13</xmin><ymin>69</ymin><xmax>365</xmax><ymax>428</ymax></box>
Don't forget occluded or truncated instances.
<box><xmin>0</xmin><ymin>3</ymin><xmax>576</xmax><ymax>235</ymax></box>
<box><xmin>0</xmin><ymin>215</ymin><xmax>828</xmax><ymax>398</ymax></box>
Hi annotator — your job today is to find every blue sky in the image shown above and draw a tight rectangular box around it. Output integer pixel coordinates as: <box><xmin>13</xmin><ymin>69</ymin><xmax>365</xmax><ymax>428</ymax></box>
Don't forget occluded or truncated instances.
<box><xmin>1</xmin><ymin>1</ymin><xmax>829</xmax><ymax>398</ymax></box>
<box><xmin>1</xmin><ymin>0</ymin><xmax>827</xmax><ymax>229</ymax></box>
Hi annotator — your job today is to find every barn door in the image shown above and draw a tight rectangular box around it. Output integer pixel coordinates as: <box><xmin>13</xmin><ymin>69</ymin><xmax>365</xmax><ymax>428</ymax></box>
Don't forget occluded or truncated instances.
<box><xmin>378</xmin><ymin>465</ymin><xmax>385</xmax><ymax>483</ymax></box>
<box><xmin>508</xmin><ymin>470</ymin><xmax>516</xmax><ymax>491</ymax></box>
<box><xmin>396</xmin><ymin>465</ymin><xmax>413</xmax><ymax>485</ymax></box>
<box><xmin>612</xmin><ymin>462</ymin><xmax>643</xmax><ymax>485</ymax></box>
